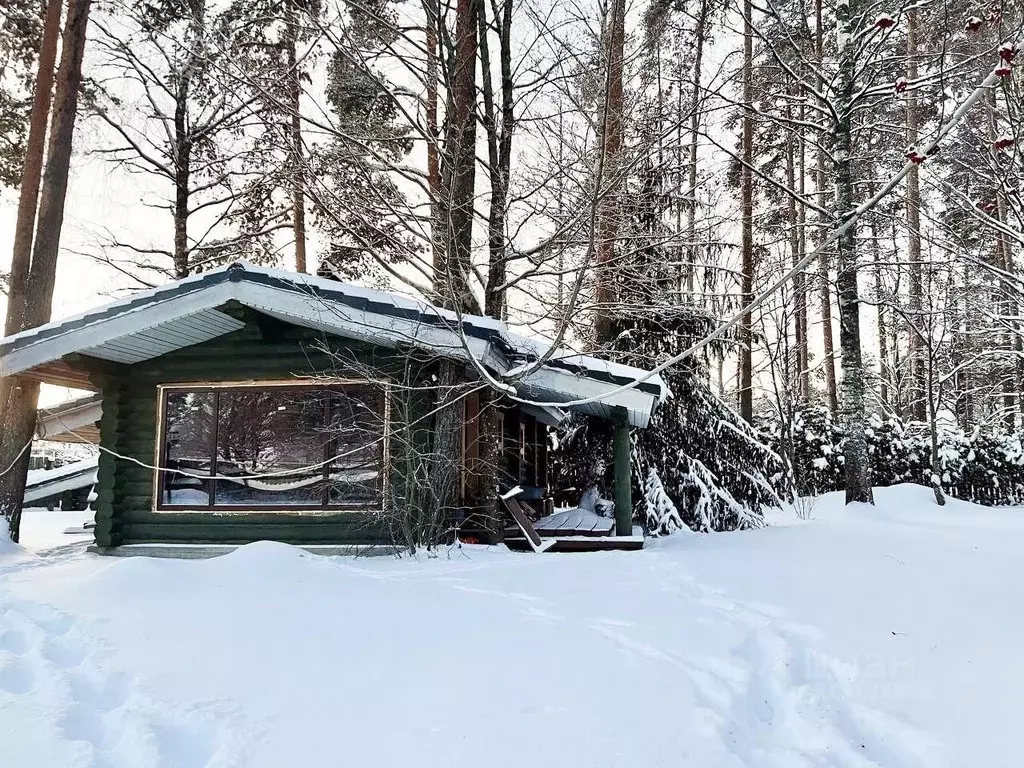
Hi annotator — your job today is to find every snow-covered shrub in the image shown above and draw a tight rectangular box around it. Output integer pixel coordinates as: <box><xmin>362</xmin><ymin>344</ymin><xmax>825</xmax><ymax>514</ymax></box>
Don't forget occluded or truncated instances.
<box><xmin>774</xmin><ymin>409</ymin><xmax>1024</xmax><ymax>506</ymax></box>
<box><xmin>791</xmin><ymin>495</ymin><xmax>818</xmax><ymax>520</ymax></box>
<box><xmin>787</xmin><ymin>406</ymin><xmax>843</xmax><ymax>496</ymax></box>
<box><xmin>643</xmin><ymin>468</ymin><xmax>687</xmax><ymax>535</ymax></box>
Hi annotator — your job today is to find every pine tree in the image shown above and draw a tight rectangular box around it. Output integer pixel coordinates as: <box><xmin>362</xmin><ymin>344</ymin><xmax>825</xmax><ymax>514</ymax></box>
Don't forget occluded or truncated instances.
<box><xmin>555</xmin><ymin>310</ymin><xmax>784</xmax><ymax>533</ymax></box>
<box><xmin>0</xmin><ymin>0</ymin><xmax>93</xmax><ymax>542</ymax></box>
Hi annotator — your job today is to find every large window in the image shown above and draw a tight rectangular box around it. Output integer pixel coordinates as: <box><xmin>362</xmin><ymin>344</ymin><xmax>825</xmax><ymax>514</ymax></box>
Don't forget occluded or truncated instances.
<box><xmin>157</xmin><ymin>384</ymin><xmax>387</xmax><ymax>511</ymax></box>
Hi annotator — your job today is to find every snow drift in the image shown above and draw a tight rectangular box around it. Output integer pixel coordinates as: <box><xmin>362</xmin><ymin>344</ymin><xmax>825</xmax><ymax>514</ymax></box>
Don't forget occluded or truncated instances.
<box><xmin>1</xmin><ymin>484</ymin><xmax>1021</xmax><ymax>767</ymax></box>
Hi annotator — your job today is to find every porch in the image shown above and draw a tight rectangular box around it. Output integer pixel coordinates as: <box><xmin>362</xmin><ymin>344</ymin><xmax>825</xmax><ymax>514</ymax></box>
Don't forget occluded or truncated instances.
<box><xmin>462</xmin><ymin>393</ymin><xmax>640</xmax><ymax>551</ymax></box>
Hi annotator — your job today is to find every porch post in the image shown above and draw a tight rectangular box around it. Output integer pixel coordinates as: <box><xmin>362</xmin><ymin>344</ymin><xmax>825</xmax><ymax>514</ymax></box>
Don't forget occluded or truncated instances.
<box><xmin>612</xmin><ymin>408</ymin><xmax>632</xmax><ymax>536</ymax></box>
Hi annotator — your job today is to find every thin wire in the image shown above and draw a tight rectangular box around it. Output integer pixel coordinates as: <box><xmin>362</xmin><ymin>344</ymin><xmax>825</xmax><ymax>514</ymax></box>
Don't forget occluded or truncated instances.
<box><xmin>49</xmin><ymin>380</ymin><xmax>491</xmax><ymax>482</ymax></box>
<box><xmin>0</xmin><ymin>439</ymin><xmax>34</xmax><ymax>480</ymax></box>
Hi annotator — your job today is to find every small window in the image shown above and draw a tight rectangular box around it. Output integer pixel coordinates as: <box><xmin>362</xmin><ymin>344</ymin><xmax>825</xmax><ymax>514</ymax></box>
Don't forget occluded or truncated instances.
<box><xmin>157</xmin><ymin>384</ymin><xmax>387</xmax><ymax>511</ymax></box>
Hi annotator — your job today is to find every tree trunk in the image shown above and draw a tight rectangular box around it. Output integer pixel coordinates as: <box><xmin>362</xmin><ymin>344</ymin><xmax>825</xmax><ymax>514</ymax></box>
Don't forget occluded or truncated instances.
<box><xmin>430</xmin><ymin>0</ymin><xmax>480</xmax><ymax>541</ymax></box>
<box><xmin>905</xmin><ymin>7</ymin><xmax>925</xmax><ymax>421</ymax></box>
<box><xmin>437</xmin><ymin>0</ymin><xmax>478</xmax><ymax>313</ymax></box>
<box><xmin>785</xmin><ymin>100</ymin><xmax>806</xmax><ymax>401</ymax></box>
<box><xmin>173</xmin><ymin>137</ymin><xmax>190</xmax><ymax>278</ymax></box>
<box><xmin>0</xmin><ymin>0</ymin><xmax>93</xmax><ymax>541</ymax></box>
<box><xmin>954</xmin><ymin>260</ymin><xmax>973</xmax><ymax>426</ymax></box>
<box><xmin>170</xmin><ymin>3</ymin><xmax>207</xmax><ymax>278</ymax></box>
<box><xmin>834</xmin><ymin>0</ymin><xmax>872</xmax><ymax>505</ymax></box>
<box><xmin>284</xmin><ymin>3</ymin><xmax>307</xmax><ymax>274</ymax></box>
<box><xmin>480</xmin><ymin>0</ymin><xmax>514</xmax><ymax>320</ymax></box>
<box><xmin>985</xmin><ymin>91</ymin><xmax>1016</xmax><ymax>431</ymax></box>
<box><xmin>927</xmin><ymin>352</ymin><xmax>946</xmax><ymax>506</ymax></box>
<box><xmin>424</xmin><ymin>0</ymin><xmax>442</xmax><ymax>274</ymax></box>
<box><xmin>871</xmin><ymin>212</ymin><xmax>890</xmax><ymax>409</ymax></box>
<box><xmin>474</xmin><ymin>0</ymin><xmax>511</xmax><ymax>534</ymax></box>
<box><xmin>684</xmin><ymin>0</ymin><xmax>709</xmax><ymax>298</ymax></box>
<box><xmin>0</xmin><ymin>0</ymin><xmax>63</xmax><ymax>543</ymax></box>
<box><xmin>815</xmin><ymin>0</ymin><xmax>838</xmax><ymax>414</ymax></box>
<box><xmin>5</xmin><ymin>0</ymin><xmax>62</xmax><ymax>337</ymax></box>
<box><xmin>796</xmin><ymin>84</ymin><xmax>810</xmax><ymax>402</ymax></box>
<box><xmin>888</xmin><ymin>217</ymin><xmax>906</xmax><ymax>414</ymax></box>
<box><xmin>738</xmin><ymin>0</ymin><xmax>754</xmax><ymax>423</ymax></box>
<box><xmin>594</xmin><ymin>0</ymin><xmax>625</xmax><ymax>345</ymax></box>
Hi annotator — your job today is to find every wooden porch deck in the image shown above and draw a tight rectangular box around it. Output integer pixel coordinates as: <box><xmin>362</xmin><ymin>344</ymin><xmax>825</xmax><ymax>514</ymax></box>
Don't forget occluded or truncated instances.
<box><xmin>501</xmin><ymin>497</ymin><xmax>644</xmax><ymax>553</ymax></box>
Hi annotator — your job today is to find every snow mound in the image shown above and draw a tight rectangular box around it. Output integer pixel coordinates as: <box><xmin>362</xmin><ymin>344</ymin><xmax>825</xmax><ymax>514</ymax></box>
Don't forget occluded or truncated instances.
<box><xmin>813</xmin><ymin>482</ymin><xmax>1001</xmax><ymax>522</ymax></box>
<box><xmin>0</xmin><ymin>518</ymin><xmax>35</xmax><ymax>562</ymax></box>
<box><xmin>86</xmin><ymin>552</ymin><xmax>174</xmax><ymax>590</ymax></box>
<box><xmin>195</xmin><ymin>541</ymin><xmax>328</xmax><ymax>585</ymax></box>
<box><xmin>203</xmin><ymin>540</ymin><xmax>314</xmax><ymax>569</ymax></box>
<box><xmin>85</xmin><ymin>541</ymin><xmax>318</xmax><ymax>590</ymax></box>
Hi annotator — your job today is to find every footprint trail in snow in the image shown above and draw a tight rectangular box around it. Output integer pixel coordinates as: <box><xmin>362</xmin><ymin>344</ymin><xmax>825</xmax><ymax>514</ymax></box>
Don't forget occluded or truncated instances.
<box><xmin>441</xmin><ymin>569</ymin><xmax>945</xmax><ymax>768</ymax></box>
<box><xmin>0</xmin><ymin>591</ymin><xmax>248</xmax><ymax>768</ymax></box>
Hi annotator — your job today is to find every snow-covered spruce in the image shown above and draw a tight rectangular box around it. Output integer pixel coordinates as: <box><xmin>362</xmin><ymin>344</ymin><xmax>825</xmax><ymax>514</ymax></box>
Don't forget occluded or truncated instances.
<box><xmin>642</xmin><ymin>468</ymin><xmax>688</xmax><ymax>536</ymax></box>
<box><xmin>770</xmin><ymin>406</ymin><xmax>1024</xmax><ymax>505</ymax></box>
<box><xmin>552</xmin><ymin>311</ymin><xmax>785</xmax><ymax>534</ymax></box>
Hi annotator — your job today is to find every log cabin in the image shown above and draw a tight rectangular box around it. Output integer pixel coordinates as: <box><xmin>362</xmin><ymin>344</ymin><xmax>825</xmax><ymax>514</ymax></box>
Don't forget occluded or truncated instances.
<box><xmin>0</xmin><ymin>263</ymin><xmax>666</xmax><ymax>554</ymax></box>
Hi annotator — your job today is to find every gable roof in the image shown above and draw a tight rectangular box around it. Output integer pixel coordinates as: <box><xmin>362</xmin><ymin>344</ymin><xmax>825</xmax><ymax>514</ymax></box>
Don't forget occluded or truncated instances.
<box><xmin>0</xmin><ymin>263</ymin><xmax>667</xmax><ymax>427</ymax></box>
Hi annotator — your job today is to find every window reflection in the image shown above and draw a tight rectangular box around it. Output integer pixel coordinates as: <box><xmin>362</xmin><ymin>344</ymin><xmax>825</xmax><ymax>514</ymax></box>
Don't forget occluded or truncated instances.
<box><xmin>159</xmin><ymin>385</ymin><xmax>385</xmax><ymax>510</ymax></box>
<box><xmin>161</xmin><ymin>391</ymin><xmax>215</xmax><ymax>506</ymax></box>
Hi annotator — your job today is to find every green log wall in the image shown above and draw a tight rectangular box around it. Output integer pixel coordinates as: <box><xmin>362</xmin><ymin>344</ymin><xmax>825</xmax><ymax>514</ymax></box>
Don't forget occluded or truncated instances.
<box><xmin>87</xmin><ymin>303</ymin><xmax>434</xmax><ymax>548</ymax></box>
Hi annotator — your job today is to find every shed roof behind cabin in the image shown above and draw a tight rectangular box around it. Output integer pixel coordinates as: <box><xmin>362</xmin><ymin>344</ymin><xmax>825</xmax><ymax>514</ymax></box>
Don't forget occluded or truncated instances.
<box><xmin>36</xmin><ymin>392</ymin><xmax>102</xmax><ymax>443</ymax></box>
<box><xmin>0</xmin><ymin>263</ymin><xmax>667</xmax><ymax>427</ymax></box>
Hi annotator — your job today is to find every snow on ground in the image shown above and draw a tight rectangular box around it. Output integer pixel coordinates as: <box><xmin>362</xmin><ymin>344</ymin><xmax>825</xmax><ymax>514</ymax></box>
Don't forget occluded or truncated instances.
<box><xmin>17</xmin><ymin>508</ymin><xmax>95</xmax><ymax>553</ymax></box>
<box><xmin>1</xmin><ymin>484</ymin><xmax>1022</xmax><ymax>767</ymax></box>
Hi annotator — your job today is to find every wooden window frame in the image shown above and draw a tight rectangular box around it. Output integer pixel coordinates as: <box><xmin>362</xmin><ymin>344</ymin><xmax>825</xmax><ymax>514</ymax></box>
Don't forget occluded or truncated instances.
<box><xmin>152</xmin><ymin>380</ymin><xmax>390</xmax><ymax>514</ymax></box>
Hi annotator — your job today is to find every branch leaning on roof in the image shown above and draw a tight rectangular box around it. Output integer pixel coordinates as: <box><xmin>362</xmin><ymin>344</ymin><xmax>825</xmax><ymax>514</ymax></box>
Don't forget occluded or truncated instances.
<box><xmin>456</xmin><ymin>57</ymin><xmax>1014</xmax><ymax>410</ymax></box>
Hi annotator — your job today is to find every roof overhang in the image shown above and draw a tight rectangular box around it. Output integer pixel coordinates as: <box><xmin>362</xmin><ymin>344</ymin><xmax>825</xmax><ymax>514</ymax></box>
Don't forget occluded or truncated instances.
<box><xmin>0</xmin><ymin>263</ymin><xmax>668</xmax><ymax>428</ymax></box>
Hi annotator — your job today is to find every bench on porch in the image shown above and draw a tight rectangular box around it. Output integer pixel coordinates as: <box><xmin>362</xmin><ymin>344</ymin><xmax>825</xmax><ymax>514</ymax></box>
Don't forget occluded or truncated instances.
<box><xmin>500</xmin><ymin>496</ymin><xmax>644</xmax><ymax>553</ymax></box>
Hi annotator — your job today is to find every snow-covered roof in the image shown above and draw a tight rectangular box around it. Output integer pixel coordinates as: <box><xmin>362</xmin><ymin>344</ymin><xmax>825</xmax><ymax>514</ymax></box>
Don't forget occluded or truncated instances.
<box><xmin>23</xmin><ymin>457</ymin><xmax>98</xmax><ymax>505</ymax></box>
<box><xmin>0</xmin><ymin>263</ymin><xmax>666</xmax><ymax>427</ymax></box>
